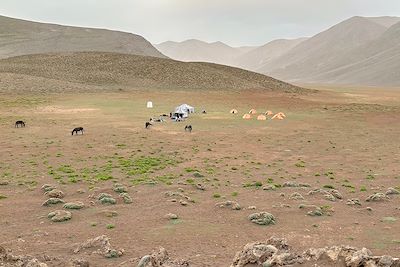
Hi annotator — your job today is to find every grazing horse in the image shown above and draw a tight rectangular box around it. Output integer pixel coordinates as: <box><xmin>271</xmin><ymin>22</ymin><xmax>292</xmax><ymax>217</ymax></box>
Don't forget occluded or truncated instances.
<box><xmin>71</xmin><ymin>127</ymin><xmax>84</xmax><ymax>135</ymax></box>
<box><xmin>15</xmin><ymin>121</ymin><xmax>25</xmax><ymax>128</ymax></box>
<box><xmin>145</xmin><ymin>122</ymin><xmax>152</xmax><ymax>129</ymax></box>
<box><xmin>185</xmin><ymin>125</ymin><xmax>192</xmax><ymax>133</ymax></box>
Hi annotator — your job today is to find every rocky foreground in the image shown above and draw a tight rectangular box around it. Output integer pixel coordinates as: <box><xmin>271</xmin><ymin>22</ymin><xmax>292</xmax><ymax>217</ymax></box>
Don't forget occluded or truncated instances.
<box><xmin>1</xmin><ymin>236</ymin><xmax>399</xmax><ymax>267</ymax></box>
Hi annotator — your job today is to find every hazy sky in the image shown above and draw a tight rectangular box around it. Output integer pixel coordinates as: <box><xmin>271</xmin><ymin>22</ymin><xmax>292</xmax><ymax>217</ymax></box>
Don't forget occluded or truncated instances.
<box><xmin>1</xmin><ymin>0</ymin><xmax>400</xmax><ymax>46</ymax></box>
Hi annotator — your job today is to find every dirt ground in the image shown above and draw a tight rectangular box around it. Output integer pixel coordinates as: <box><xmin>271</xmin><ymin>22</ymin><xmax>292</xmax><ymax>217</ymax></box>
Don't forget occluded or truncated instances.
<box><xmin>0</xmin><ymin>88</ymin><xmax>399</xmax><ymax>266</ymax></box>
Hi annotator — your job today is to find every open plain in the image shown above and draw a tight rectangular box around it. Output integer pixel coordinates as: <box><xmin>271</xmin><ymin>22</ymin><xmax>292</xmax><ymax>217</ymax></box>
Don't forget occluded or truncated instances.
<box><xmin>1</xmin><ymin>85</ymin><xmax>399</xmax><ymax>266</ymax></box>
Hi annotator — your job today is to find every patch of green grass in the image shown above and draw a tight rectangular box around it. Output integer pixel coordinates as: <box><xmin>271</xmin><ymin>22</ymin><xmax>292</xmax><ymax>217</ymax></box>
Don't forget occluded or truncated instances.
<box><xmin>323</xmin><ymin>184</ymin><xmax>335</xmax><ymax>189</ymax></box>
<box><xmin>0</xmin><ymin>194</ymin><xmax>7</xmax><ymax>200</ymax></box>
<box><xmin>366</xmin><ymin>174</ymin><xmax>375</xmax><ymax>180</ymax></box>
<box><xmin>360</xmin><ymin>186</ymin><xmax>367</xmax><ymax>192</ymax></box>
<box><xmin>106</xmin><ymin>224</ymin><xmax>115</xmax><ymax>229</ymax></box>
<box><xmin>295</xmin><ymin>161</ymin><xmax>305</xmax><ymax>168</ymax></box>
<box><xmin>57</xmin><ymin>165</ymin><xmax>75</xmax><ymax>174</ymax></box>
<box><xmin>231</xmin><ymin>191</ymin><xmax>238</xmax><ymax>197</ymax></box>
<box><xmin>212</xmin><ymin>193</ymin><xmax>221</xmax><ymax>198</ymax></box>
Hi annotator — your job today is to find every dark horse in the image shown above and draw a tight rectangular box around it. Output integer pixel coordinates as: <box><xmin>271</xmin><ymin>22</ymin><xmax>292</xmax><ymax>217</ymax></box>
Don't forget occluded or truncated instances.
<box><xmin>145</xmin><ymin>122</ymin><xmax>152</xmax><ymax>129</ymax></box>
<box><xmin>185</xmin><ymin>125</ymin><xmax>192</xmax><ymax>133</ymax></box>
<box><xmin>15</xmin><ymin>121</ymin><xmax>25</xmax><ymax>128</ymax></box>
<box><xmin>71</xmin><ymin>127</ymin><xmax>84</xmax><ymax>135</ymax></box>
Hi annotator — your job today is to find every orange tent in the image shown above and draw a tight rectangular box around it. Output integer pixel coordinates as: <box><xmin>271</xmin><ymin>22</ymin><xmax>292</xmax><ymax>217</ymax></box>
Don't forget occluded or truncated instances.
<box><xmin>257</xmin><ymin>115</ymin><xmax>267</xmax><ymax>121</ymax></box>
<box><xmin>242</xmin><ymin>114</ymin><xmax>252</xmax><ymax>119</ymax></box>
<box><xmin>249</xmin><ymin>109</ymin><xmax>257</xmax><ymax>114</ymax></box>
<box><xmin>277</xmin><ymin>112</ymin><xmax>286</xmax><ymax>118</ymax></box>
<box><xmin>265</xmin><ymin>110</ymin><xmax>274</xmax><ymax>116</ymax></box>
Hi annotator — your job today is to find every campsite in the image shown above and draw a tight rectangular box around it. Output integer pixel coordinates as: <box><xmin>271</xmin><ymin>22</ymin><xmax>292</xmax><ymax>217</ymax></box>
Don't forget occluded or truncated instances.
<box><xmin>1</xmin><ymin>88</ymin><xmax>400</xmax><ymax>266</ymax></box>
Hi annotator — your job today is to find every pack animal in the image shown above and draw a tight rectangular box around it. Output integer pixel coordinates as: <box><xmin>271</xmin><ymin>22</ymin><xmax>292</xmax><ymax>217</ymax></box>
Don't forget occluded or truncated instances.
<box><xmin>185</xmin><ymin>125</ymin><xmax>192</xmax><ymax>133</ymax></box>
<box><xmin>145</xmin><ymin>122</ymin><xmax>152</xmax><ymax>129</ymax></box>
<box><xmin>15</xmin><ymin>121</ymin><xmax>25</xmax><ymax>128</ymax></box>
<box><xmin>71</xmin><ymin>127</ymin><xmax>84</xmax><ymax>135</ymax></box>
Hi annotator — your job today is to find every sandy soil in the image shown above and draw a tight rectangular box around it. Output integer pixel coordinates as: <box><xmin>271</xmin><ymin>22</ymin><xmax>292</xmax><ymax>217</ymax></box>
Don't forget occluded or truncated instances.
<box><xmin>0</xmin><ymin>89</ymin><xmax>399</xmax><ymax>266</ymax></box>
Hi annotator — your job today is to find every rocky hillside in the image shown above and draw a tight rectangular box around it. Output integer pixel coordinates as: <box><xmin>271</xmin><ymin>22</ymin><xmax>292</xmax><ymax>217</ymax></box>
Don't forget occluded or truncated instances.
<box><xmin>0</xmin><ymin>52</ymin><xmax>309</xmax><ymax>93</ymax></box>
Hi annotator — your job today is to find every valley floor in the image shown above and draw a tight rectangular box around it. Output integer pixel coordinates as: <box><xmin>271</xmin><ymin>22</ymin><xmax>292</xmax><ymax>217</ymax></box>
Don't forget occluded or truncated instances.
<box><xmin>0</xmin><ymin>88</ymin><xmax>399</xmax><ymax>266</ymax></box>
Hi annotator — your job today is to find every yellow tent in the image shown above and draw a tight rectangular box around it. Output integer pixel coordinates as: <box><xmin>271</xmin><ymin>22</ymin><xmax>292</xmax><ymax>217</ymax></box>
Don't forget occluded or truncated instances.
<box><xmin>257</xmin><ymin>115</ymin><xmax>267</xmax><ymax>121</ymax></box>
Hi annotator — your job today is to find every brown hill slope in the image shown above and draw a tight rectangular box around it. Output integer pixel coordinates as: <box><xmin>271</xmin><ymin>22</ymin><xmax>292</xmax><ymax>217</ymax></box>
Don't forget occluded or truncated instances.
<box><xmin>0</xmin><ymin>52</ymin><xmax>309</xmax><ymax>93</ymax></box>
<box><xmin>0</xmin><ymin>15</ymin><xmax>165</xmax><ymax>59</ymax></box>
<box><xmin>262</xmin><ymin>16</ymin><xmax>388</xmax><ymax>79</ymax></box>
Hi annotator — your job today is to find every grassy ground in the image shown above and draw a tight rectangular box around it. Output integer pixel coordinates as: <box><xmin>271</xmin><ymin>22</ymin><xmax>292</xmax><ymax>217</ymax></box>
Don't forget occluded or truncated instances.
<box><xmin>0</xmin><ymin>88</ymin><xmax>399</xmax><ymax>266</ymax></box>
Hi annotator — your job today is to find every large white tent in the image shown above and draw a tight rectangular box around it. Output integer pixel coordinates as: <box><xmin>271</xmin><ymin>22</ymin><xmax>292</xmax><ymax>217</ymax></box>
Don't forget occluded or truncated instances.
<box><xmin>173</xmin><ymin>104</ymin><xmax>195</xmax><ymax>118</ymax></box>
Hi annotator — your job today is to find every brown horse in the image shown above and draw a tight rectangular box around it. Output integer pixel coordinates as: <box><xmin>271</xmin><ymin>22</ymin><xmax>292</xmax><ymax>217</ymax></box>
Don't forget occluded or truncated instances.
<box><xmin>72</xmin><ymin>127</ymin><xmax>84</xmax><ymax>135</ymax></box>
<box><xmin>185</xmin><ymin>125</ymin><xmax>192</xmax><ymax>133</ymax></box>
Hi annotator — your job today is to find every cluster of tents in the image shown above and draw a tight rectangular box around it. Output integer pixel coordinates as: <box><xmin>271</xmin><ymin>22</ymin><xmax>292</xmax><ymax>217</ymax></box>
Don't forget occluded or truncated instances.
<box><xmin>230</xmin><ymin>109</ymin><xmax>286</xmax><ymax>121</ymax></box>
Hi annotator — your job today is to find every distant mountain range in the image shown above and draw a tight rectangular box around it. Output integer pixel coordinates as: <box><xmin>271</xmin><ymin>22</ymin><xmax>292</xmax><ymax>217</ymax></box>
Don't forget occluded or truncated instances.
<box><xmin>0</xmin><ymin>15</ymin><xmax>165</xmax><ymax>59</ymax></box>
<box><xmin>157</xmin><ymin>16</ymin><xmax>400</xmax><ymax>87</ymax></box>
<box><xmin>0</xmin><ymin>14</ymin><xmax>399</xmax><ymax>87</ymax></box>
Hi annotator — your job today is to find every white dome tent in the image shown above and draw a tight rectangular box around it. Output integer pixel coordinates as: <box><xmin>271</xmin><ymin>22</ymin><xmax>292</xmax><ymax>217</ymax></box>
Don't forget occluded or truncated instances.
<box><xmin>173</xmin><ymin>104</ymin><xmax>195</xmax><ymax>119</ymax></box>
<box><xmin>147</xmin><ymin>101</ymin><xmax>153</xmax><ymax>108</ymax></box>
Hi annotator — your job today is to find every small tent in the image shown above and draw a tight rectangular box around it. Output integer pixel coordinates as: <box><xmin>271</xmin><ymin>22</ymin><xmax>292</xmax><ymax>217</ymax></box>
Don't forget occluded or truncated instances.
<box><xmin>249</xmin><ymin>109</ymin><xmax>257</xmax><ymax>114</ymax></box>
<box><xmin>257</xmin><ymin>115</ymin><xmax>267</xmax><ymax>121</ymax></box>
<box><xmin>271</xmin><ymin>114</ymin><xmax>284</xmax><ymax>120</ymax></box>
<box><xmin>147</xmin><ymin>101</ymin><xmax>153</xmax><ymax>108</ymax></box>
<box><xmin>230</xmin><ymin>109</ymin><xmax>238</xmax><ymax>114</ymax></box>
<box><xmin>242</xmin><ymin>114</ymin><xmax>251</xmax><ymax>119</ymax></box>
<box><xmin>173</xmin><ymin>104</ymin><xmax>195</xmax><ymax>118</ymax></box>
<box><xmin>265</xmin><ymin>110</ymin><xmax>273</xmax><ymax>116</ymax></box>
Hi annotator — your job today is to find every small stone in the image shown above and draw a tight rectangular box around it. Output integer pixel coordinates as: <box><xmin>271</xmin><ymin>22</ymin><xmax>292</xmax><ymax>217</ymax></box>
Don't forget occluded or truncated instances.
<box><xmin>289</xmin><ymin>192</ymin><xmax>304</xmax><ymax>200</ymax></box>
<box><xmin>100</xmin><ymin>197</ymin><xmax>116</xmax><ymax>205</ymax></box>
<box><xmin>328</xmin><ymin>189</ymin><xmax>343</xmax><ymax>199</ymax></box>
<box><xmin>248</xmin><ymin>206</ymin><xmax>257</xmax><ymax>210</ymax></box>
<box><xmin>45</xmin><ymin>189</ymin><xmax>65</xmax><ymax>199</ymax></box>
<box><xmin>41</xmin><ymin>184</ymin><xmax>56</xmax><ymax>192</ymax></box>
<box><xmin>42</xmin><ymin>198</ymin><xmax>65</xmax><ymax>206</ymax></box>
<box><xmin>48</xmin><ymin>210</ymin><xmax>72</xmax><ymax>222</ymax></box>
<box><xmin>179</xmin><ymin>200</ymin><xmax>188</xmax><ymax>206</ymax></box>
<box><xmin>346</xmin><ymin>198</ymin><xmax>362</xmax><ymax>206</ymax></box>
<box><xmin>98</xmin><ymin>193</ymin><xmax>113</xmax><ymax>200</ymax></box>
<box><xmin>366</xmin><ymin>193</ymin><xmax>389</xmax><ymax>202</ymax></box>
<box><xmin>100</xmin><ymin>210</ymin><xmax>118</xmax><ymax>217</ymax></box>
<box><xmin>248</xmin><ymin>212</ymin><xmax>276</xmax><ymax>225</ymax></box>
<box><xmin>64</xmin><ymin>201</ymin><xmax>85</xmax><ymax>210</ymax></box>
<box><xmin>113</xmin><ymin>183</ymin><xmax>127</xmax><ymax>193</ymax></box>
<box><xmin>165</xmin><ymin>213</ymin><xmax>179</xmax><ymax>220</ymax></box>
<box><xmin>215</xmin><ymin>200</ymin><xmax>241</xmax><ymax>210</ymax></box>
<box><xmin>195</xmin><ymin>183</ymin><xmax>206</xmax><ymax>190</ymax></box>
<box><xmin>386</xmin><ymin>188</ymin><xmax>400</xmax><ymax>195</ymax></box>
<box><xmin>263</xmin><ymin>185</ymin><xmax>276</xmax><ymax>190</ymax></box>
<box><xmin>120</xmin><ymin>193</ymin><xmax>133</xmax><ymax>204</ymax></box>
<box><xmin>77</xmin><ymin>189</ymin><xmax>86</xmax><ymax>194</ymax></box>
<box><xmin>323</xmin><ymin>193</ymin><xmax>336</xmax><ymax>202</ymax></box>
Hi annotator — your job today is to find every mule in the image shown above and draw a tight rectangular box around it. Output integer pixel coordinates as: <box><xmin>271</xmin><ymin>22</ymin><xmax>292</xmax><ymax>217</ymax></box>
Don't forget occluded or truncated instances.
<box><xmin>72</xmin><ymin>127</ymin><xmax>84</xmax><ymax>135</ymax></box>
<box><xmin>185</xmin><ymin>125</ymin><xmax>192</xmax><ymax>133</ymax></box>
<box><xmin>145</xmin><ymin>122</ymin><xmax>152</xmax><ymax>129</ymax></box>
<box><xmin>15</xmin><ymin>121</ymin><xmax>25</xmax><ymax>128</ymax></box>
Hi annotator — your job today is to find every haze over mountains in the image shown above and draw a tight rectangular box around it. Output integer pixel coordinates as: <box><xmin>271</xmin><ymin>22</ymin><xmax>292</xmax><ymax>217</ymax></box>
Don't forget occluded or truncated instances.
<box><xmin>0</xmin><ymin>15</ymin><xmax>165</xmax><ymax>59</ymax></box>
<box><xmin>158</xmin><ymin>16</ymin><xmax>400</xmax><ymax>87</ymax></box>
